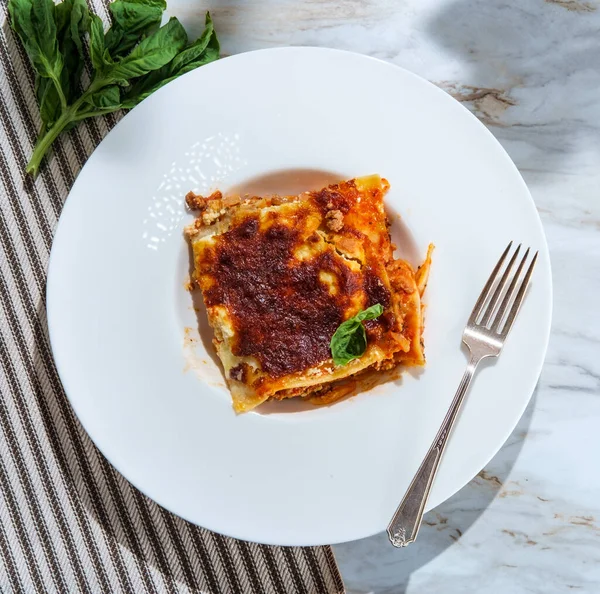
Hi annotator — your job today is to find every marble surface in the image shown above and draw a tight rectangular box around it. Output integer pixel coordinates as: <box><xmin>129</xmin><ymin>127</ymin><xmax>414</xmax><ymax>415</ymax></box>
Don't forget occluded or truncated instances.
<box><xmin>166</xmin><ymin>1</ymin><xmax>600</xmax><ymax>591</ymax></box>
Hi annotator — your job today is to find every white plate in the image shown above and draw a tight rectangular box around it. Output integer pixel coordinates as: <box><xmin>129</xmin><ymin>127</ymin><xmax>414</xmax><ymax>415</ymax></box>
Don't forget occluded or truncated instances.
<box><xmin>47</xmin><ymin>47</ymin><xmax>552</xmax><ymax>546</ymax></box>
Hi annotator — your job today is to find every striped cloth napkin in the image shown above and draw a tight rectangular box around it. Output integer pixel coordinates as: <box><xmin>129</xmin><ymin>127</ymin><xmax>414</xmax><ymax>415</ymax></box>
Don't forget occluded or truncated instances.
<box><xmin>0</xmin><ymin>2</ymin><xmax>345</xmax><ymax>592</ymax></box>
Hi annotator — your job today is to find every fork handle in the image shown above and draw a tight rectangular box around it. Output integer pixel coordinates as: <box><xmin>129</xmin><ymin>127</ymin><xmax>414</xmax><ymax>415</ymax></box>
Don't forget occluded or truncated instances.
<box><xmin>387</xmin><ymin>354</ymin><xmax>480</xmax><ymax>547</ymax></box>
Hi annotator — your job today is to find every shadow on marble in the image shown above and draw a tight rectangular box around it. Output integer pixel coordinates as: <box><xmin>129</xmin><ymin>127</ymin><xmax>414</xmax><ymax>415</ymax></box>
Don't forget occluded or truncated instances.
<box><xmin>424</xmin><ymin>0</ymin><xmax>600</xmax><ymax>174</ymax></box>
<box><xmin>333</xmin><ymin>389</ymin><xmax>538</xmax><ymax>594</ymax></box>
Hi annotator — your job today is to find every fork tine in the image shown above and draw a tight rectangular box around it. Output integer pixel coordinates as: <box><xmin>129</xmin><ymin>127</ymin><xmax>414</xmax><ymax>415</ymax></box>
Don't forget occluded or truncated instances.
<box><xmin>468</xmin><ymin>241</ymin><xmax>513</xmax><ymax>324</ymax></box>
<box><xmin>480</xmin><ymin>244</ymin><xmax>521</xmax><ymax>327</ymax></box>
<box><xmin>491</xmin><ymin>247</ymin><xmax>529</xmax><ymax>332</ymax></box>
<box><xmin>499</xmin><ymin>251</ymin><xmax>538</xmax><ymax>338</ymax></box>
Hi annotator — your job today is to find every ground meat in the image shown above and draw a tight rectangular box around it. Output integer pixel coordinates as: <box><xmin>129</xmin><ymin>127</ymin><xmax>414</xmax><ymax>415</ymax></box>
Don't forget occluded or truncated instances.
<box><xmin>387</xmin><ymin>259</ymin><xmax>416</xmax><ymax>293</ymax></box>
<box><xmin>185</xmin><ymin>191</ymin><xmax>206</xmax><ymax>211</ymax></box>
<box><xmin>325</xmin><ymin>209</ymin><xmax>344</xmax><ymax>231</ymax></box>
<box><xmin>185</xmin><ymin>190</ymin><xmax>223</xmax><ymax>211</ymax></box>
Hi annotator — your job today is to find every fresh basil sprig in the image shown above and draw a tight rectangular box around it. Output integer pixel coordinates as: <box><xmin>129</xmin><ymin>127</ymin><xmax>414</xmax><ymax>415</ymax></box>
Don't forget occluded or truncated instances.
<box><xmin>330</xmin><ymin>304</ymin><xmax>384</xmax><ymax>366</ymax></box>
<box><xmin>8</xmin><ymin>0</ymin><xmax>219</xmax><ymax>176</ymax></box>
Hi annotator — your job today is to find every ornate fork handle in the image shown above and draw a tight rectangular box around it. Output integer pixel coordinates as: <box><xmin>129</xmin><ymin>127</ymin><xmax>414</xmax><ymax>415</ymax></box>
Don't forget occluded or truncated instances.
<box><xmin>387</xmin><ymin>354</ymin><xmax>479</xmax><ymax>547</ymax></box>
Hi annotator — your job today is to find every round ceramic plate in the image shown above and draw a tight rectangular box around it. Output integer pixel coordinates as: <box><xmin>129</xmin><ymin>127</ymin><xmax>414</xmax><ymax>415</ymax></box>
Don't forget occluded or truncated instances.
<box><xmin>47</xmin><ymin>47</ymin><xmax>552</xmax><ymax>546</ymax></box>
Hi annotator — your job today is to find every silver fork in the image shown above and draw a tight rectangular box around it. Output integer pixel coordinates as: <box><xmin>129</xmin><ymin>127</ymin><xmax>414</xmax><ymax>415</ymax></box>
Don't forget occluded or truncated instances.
<box><xmin>387</xmin><ymin>241</ymin><xmax>538</xmax><ymax>548</ymax></box>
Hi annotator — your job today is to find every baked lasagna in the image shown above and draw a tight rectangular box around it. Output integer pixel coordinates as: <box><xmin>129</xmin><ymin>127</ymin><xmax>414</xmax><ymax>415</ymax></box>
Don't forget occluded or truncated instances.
<box><xmin>184</xmin><ymin>176</ymin><xmax>432</xmax><ymax>412</ymax></box>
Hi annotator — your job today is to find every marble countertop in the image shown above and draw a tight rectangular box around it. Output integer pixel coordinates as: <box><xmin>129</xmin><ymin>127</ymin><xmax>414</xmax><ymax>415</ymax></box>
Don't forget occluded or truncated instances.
<box><xmin>168</xmin><ymin>1</ymin><xmax>600</xmax><ymax>591</ymax></box>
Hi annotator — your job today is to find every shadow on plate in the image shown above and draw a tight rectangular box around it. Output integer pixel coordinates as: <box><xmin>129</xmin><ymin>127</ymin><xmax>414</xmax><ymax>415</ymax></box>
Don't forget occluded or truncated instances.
<box><xmin>386</xmin><ymin>208</ymin><xmax>422</xmax><ymax>269</ymax></box>
<box><xmin>333</xmin><ymin>388</ymin><xmax>538</xmax><ymax>594</ymax></box>
<box><xmin>227</xmin><ymin>167</ymin><xmax>346</xmax><ymax>196</ymax></box>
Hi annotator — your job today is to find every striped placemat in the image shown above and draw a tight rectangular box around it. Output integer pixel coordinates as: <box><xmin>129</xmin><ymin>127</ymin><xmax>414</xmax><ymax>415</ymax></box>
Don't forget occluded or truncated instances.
<box><xmin>0</xmin><ymin>2</ymin><xmax>345</xmax><ymax>592</ymax></box>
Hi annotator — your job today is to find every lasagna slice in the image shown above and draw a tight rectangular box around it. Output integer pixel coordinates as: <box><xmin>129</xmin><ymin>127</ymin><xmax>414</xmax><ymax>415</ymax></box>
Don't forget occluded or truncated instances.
<box><xmin>184</xmin><ymin>176</ymin><xmax>432</xmax><ymax>413</ymax></box>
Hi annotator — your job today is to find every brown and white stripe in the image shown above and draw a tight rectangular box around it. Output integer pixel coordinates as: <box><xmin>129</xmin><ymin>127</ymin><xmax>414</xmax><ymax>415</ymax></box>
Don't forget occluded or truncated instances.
<box><xmin>0</xmin><ymin>3</ymin><xmax>345</xmax><ymax>592</ymax></box>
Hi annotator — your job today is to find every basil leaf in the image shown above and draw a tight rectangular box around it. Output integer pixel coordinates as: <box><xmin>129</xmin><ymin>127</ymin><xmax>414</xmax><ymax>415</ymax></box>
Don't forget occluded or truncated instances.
<box><xmin>68</xmin><ymin>0</ymin><xmax>90</xmax><ymax>58</ymax></box>
<box><xmin>330</xmin><ymin>304</ymin><xmax>384</xmax><ymax>366</ymax></box>
<box><xmin>106</xmin><ymin>17</ymin><xmax>187</xmax><ymax>82</ymax></box>
<box><xmin>36</xmin><ymin>0</ymin><xmax>89</xmax><ymax>127</ymax></box>
<box><xmin>9</xmin><ymin>0</ymin><xmax>64</xmax><ymax>99</ymax></box>
<box><xmin>331</xmin><ymin>320</ymin><xmax>367</xmax><ymax>366</ymax></box>
<box><xmin>55</xmin><ymin>0</ymin><xmax>90</xmax><ymax>103</ymax></box>
<box><xmin>54</xmin><ymin>0</ymin><xmax>70</xmax><ymax>31</ymax></box>
<box><xmin>9</xmin><ymin>0</ymin><xmax>219</xmax><ymax>176</ymax></box>
<box><xmin>169</xmin><ymin>12</ymin><xmax>219</xmax><ymax>76</ymax></box>
<box><xmin>84</xmin><ymin>84</ymin><xmax>121</xmax><ymax>109</ymax></box>
<box><xmin>31</xmin><ymin>0</ymin><xmax>58</xmax><ymax>57</ymax></box>
<box><xmin>121</xmin><ymin>12</ymin><xmax>218</xmax><ymax>108</ymax></box>
<box><xmin>89</xmin><ymin>14</ymin><xmax>111</xmax><ymax>71</ymax></box>
<box><xmin>36</xmin><ymin>77</ymin><xmax>61</xmax><ymax>129</ymax></box>
<box><xmin>354</xmin><ymin>303</ymin><xmax>384</xmax><ymax>323</ymax></box>
<box><xmin>105</xmin><ymin>0</ymin><xmax>166</xmax><ymax>58</ymax></box>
